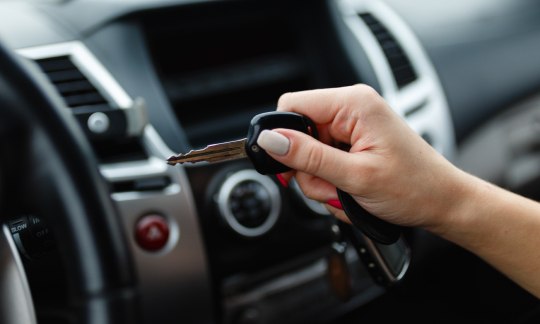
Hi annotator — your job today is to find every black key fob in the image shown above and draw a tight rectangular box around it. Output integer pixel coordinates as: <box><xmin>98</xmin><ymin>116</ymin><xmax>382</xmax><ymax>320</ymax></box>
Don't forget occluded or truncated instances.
<box><xmin>339</xmin><ymin>222</ymin><xmax>410</xmax><ymax>286</ymax></box>
<box><xmin>246</xmin><ymin>112</ymin><xmax>318</xmax><ymax>175</ymax></box>
<box><xmin>338</xmin><ymin>189</ymin><xmax>402</xmax><ymax>244</ymax></box>
<box><xmin>248</xmin><ymin>111</ymin><xmax>402</xmax><ymax>244</ymax></box>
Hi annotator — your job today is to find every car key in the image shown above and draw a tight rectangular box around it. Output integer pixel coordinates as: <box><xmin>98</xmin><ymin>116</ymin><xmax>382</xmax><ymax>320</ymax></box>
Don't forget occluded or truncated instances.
<box><xmin>167</xmin><ymin>112</ymin><xmax>318</xmax><ymax>174</ymax></box>
<box><xmin>167</xmin><ymin>111</ymin><xmax>402</xmax><ymax>244</ymax></box>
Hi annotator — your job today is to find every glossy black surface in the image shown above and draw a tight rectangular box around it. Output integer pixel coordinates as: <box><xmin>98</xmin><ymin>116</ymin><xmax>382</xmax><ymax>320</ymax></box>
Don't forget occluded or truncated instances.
<box><xmin>246</xmin><ymin>112</ymin><xmax>318</xmax><ymax>174</ymax></box>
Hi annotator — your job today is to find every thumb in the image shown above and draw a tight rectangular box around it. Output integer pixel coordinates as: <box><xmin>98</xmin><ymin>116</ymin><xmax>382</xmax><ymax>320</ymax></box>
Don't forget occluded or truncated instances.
<box><xmin>256</xmin><ymin>129</ymin><xmax>360</xmax><ymax>192</ymax></box>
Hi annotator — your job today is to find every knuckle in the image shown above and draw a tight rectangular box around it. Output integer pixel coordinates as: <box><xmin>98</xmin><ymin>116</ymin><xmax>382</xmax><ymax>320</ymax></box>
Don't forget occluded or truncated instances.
<box><xmin>350</xmin><ymin>84</ymin><xmax>382</xmax><ymax>106</ymax></box>
<box><xmin>352</xmin><ymin>83</ymin><xmax>378</xmax><ymax>97</ymax></box>
<box><xmin>302</xmin><ymin>143</ymin><xmax>324</xmax><ymax>175</ymax></box>
<box><xmin>347</xmin><ymin>84</ymin><xmax>388</xmax><ymax>120</ymax></box>
<box><xmin>277</xmin><ymin>92</ymin><xmax>294</xmax><ymax>110</ymax></box>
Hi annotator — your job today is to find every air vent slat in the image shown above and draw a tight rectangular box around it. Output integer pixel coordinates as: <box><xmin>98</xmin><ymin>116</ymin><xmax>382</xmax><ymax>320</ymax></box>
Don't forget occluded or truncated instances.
<box><xmin>385</xmin><ymin>49</ymin><xmax>406</xmax><ymax>59</ymax></box>
<box><xmin>380</xmin><ymin>41</ymin><xmax>401</xmax><ymax>53</ymax></box>
<box><xmin>64</xmin><ymin>93</ymin><xmax>108</xmax><ymax>107</ymax></box>
<box><xmin>36</xmin><ymin>57</ymin><xmax>77</xmax><ymax>72</ymax></box>
<box><xmin>359</xmin><ymin>13</ymin><xmax>418</xmax><ymax>88</ymax></box>
<box><xmin>35</xmin><ymin>56</ymin><xmax>109</xmax><ymax>109</ymax></box>
<box><xmin>55</xmin><ymin>80</ymin><xmax>97</xmax><ymax>94</ymax></box>
<box><xmin>361</xmin><ymin>13</ymin><xmax>378</xmax><ymax>25</ymax></box>
<box><xmin>367</xmin><ymin>24</ymin><xmax>387</xmax><ymax>35</ymax></box>
<box><xmin>388</xmin><ymin>57</ymin><xmax>411</xmax><ymax>70</ymax></box>
<box><xmin>47</xmin><ymin>69</ymin><xmax>86</xmax><ymax>83</ymax></box>
<box><xmin>30</xmin><ymin>52</ymin><xmax>148</xmax><ymax>165</ymax></box>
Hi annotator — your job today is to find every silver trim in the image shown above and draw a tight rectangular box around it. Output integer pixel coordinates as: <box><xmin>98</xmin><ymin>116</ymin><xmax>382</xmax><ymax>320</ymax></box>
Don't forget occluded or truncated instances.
<box><xmin>87</xmin><ymin>112</ymin><xmax>110</xmax><ymax>134</ymax></box>
<box><xmin>106</xmin><ymin>125</ymin><xmax>214</xmax><ymax>323</ymax></box>
<box><xmin>336</xmin><ymin>0</ymin><xmax>456</xmax><ymax>160</ymax></box>
<box><xmin>125</xmin><ymin>97</ymin><xmax>149</xmax><ymax>137</ymax></box>
<box><xmin>217</xmin><ymin>169</ymin><xmax>281</xmax><ymax>237</ymax></box>
<box><xmin>17</xmin><ymin>42</ymin><xmax>214</xmax><ymax>323</ymax></box>
<box><xmin>0</xmin><ymin>225</ymin><xmax>37</xmax><ymax>324</ymax></box>
<box><xmin>364</xmin><ymin>236</ymin><xmax>410</xmax><ymax>283</ymax></box>
<box><xmin>17</xmin><ymin>42</ymin><xmax>148</xmax><ymax>137</ymax></box>
<box><xmin>17</xmin><ymin>42</ymin><xmax>133</xmax><ymax>109</ymax></box>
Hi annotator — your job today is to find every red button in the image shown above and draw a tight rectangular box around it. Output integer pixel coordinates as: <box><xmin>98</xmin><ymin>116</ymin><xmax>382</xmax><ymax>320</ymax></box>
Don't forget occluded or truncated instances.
<box><xmin>135</xmin><ymin>214</ymin><xmax>170</xmax><ymax>251</ymax></box>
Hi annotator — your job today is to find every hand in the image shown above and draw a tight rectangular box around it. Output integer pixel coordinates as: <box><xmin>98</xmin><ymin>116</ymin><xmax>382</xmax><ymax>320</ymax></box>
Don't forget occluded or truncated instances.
<box><xmin>257</xmin><ymin>84</ymin><xmax>540</xmax><ymax>297</ymax></box>
<box><xmin>257</xmin><ymin>85</ymin><xmax>469</xmax><ymax>232</ymax></box>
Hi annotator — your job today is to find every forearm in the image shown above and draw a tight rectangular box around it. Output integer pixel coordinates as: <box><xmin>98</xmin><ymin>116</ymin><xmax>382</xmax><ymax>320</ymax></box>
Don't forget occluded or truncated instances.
<box><xmin>266</xmin><ymin>85</ymin><xmax>540</xmax><ymax>296</ymax></box>
<box><xmin>431</xmin><ymin>170</ymin><xmax>540</xmax><ymax>298</ymax></box>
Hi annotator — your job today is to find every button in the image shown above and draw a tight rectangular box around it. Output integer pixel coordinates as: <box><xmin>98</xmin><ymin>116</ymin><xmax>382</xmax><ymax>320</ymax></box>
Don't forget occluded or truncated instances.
<box><xmin>216</xmin><ymin>169</ymin><xmax>281</xmax><ymax>238</ymax></box>
<box><xmin>87</xmin><ymin>112</ymin><xmax>110</xmax><ymax>134</ymax></box>
<box><xmin>135</xmin><ymin>214</ymin><xmax>170</xmax><ymax>251</ymax></box>
<box><xmin>229</xmin><ymin>180</ymin><xmax>271</xmax><ymax>228</ymax></box>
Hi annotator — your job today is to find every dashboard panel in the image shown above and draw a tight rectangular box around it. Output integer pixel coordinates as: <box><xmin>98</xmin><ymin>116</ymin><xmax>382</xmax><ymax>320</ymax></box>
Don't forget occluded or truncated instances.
<box><xmin>1</xmin><ymin>0</ymin><xmax>540</xmax><ymax>323</ymax></box>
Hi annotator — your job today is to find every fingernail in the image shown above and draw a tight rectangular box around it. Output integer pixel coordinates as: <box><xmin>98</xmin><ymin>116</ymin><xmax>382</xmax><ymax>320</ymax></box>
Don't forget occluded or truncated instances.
<box><xmin>327</xmin><ymin>199</ymin><xmax>343</xmax><ymax>210</ymax></box>
<box><xmin>257</xmin><ymin>130</ymin><xmax>290</xmax><ymax>156</ymax></box>
<box><xmin>276</xmin><ymin>174</ymin><xmax>289</xmax><ymax>188</ymax></box>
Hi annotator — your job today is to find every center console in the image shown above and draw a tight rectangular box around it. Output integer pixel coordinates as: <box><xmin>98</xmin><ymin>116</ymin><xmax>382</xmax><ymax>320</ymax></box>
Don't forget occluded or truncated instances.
<box><xmin>11</xmin><ymin>0</ymin><xmax>456</xmax><ymax>323</ymax></box>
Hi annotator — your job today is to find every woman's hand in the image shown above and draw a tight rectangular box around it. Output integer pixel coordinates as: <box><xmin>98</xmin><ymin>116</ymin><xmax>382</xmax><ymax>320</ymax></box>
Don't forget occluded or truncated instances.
<box><xmin>257</xmin><ymin>84</ymin><xmax>540</xmax><ymax>298</ymax></box>
<box><xmin>257</xmin><ymin>85</ymin><xmax>469</xmax><ymax>233</ymax></box>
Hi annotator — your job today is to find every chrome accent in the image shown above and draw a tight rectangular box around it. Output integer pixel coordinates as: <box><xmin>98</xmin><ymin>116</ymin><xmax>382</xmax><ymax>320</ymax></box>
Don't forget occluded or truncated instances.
<box><xmin>17</xmin><ymin>42</ymin><xmax>147</xmax><ymax>137</ymax></box>
<box><xmin>18</xmin><ymin>42</ymin><xmax>133</xmax><ymax>109</ymax></box>
<box><xmin>364</xmin><ymin>236</ymin><xmax>410</xmax><ymax>283</ymax></box>
<box><xmin>336</xmin><ymin>0</ymin><xmax>456</xmax><ymax>160</ymax></box>
<box><xmin>17</xmin><ymin>42</ymin><xmax>214</xmax><ymax>323</ymax></box>
<box><xmin>87</xmin><ymin>112</ymin><xmax>110</xmax><ymax>134</ymax></box>
<box><xmin>0</xmin><ymin>225</ymin><xmax>37</xmax><ymax>324</ymax></box>
<box><xmin>102</xmin><ymin>124</ymin><xmax>214</xmax><ymax>323</ymax></box>
<box><xmin>125</xmin><ymin>97</ymin><xmax>149</xmax><ymax>137</ymax></box>
<box><xmin>217</xmin><ymin>169</ymin><xmax>281</xmax><ymax>237</ymax></box>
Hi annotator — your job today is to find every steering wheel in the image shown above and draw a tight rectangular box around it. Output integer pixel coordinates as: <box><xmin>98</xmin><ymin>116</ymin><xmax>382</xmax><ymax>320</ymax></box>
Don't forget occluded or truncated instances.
<box><xmin>0</xmin><ymin>42</ymin><xmax>139</xmax><ymax>323</ymax></box>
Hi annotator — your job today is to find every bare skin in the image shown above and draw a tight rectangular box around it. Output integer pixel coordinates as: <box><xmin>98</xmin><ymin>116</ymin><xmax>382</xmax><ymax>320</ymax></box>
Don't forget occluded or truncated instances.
<box><xmin>256</xmin><ymin>84</ymin><xmax>540</xmax><ymax>298</ymax></box>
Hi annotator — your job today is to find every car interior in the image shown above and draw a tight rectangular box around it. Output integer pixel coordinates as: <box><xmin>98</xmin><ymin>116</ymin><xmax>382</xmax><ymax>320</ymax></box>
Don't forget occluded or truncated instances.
<box><xmin>1</xmin><ymin>0</ymin><xmax>540</xmax><ymax>323</ymax></box>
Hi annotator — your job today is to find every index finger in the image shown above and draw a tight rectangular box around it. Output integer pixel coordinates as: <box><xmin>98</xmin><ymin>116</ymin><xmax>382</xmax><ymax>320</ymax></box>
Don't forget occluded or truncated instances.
<box><xmin>277</xmin><ymin>87</ymin><xmax>345</xmax><ymax>124</ymax></box>
<box><xmin>277</xmin><ymin>84</ymin><xmax>377</xmax><ymax>121</ymax></box>
<box><xmin>277</xmin><ymin>84</ymin><xmax>382</xmax><ymax>145</ymax></box>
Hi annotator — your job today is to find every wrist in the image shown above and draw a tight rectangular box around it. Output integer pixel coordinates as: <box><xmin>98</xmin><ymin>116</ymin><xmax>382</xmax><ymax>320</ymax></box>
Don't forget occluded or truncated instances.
<box><xmin>423</xmin><ymin>166</ymin><xmax>484</xmax><ymax>239</ymax></box>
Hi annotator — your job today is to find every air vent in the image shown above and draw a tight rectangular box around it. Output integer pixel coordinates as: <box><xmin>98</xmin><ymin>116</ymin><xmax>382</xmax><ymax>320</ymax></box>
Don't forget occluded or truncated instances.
<box><xmin>35</xmin><ymin>56</ymin><xmax>109</xmax><ymax>108</ymax></box>
<box><xmin>359</xmin><ymin>13</ymin><xmax>418</xmax><ymax>88</ymax></box>
<box><xmin>32</xmin><ymin>54</ymin><xmax>147</xmax><ymax>164</ymax></box>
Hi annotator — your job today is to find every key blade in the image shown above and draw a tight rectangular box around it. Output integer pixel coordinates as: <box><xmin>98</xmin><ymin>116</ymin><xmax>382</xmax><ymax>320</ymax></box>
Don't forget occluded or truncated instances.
<box><xmin>167</xmin><ymin>139</ymin><xmax>247</xmax><ymax>165</ymax></box>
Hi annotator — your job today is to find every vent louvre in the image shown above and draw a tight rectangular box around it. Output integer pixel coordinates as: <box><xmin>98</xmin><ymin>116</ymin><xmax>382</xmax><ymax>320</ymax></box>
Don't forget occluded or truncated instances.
<box><xmin>35</xmin><ymin>56</ymin><xmax>109</xmax><ymax>108</ymax></box>
<box><xmin>25</xmin><ymin>49</ymin><xmax>149</xmax><ymax>164</ymax></box>
<box><xmin>359</xmin><ymin>13</ymin><xmax>418</xmax><ymax>88</ymax></box>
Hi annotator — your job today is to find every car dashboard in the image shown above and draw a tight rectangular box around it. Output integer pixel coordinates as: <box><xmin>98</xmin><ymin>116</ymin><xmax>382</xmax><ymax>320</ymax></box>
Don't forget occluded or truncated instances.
<box><xmin>1</xmin><ymin>0</ymin><xmax>540</xmax><ymax>323</ymax></box>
